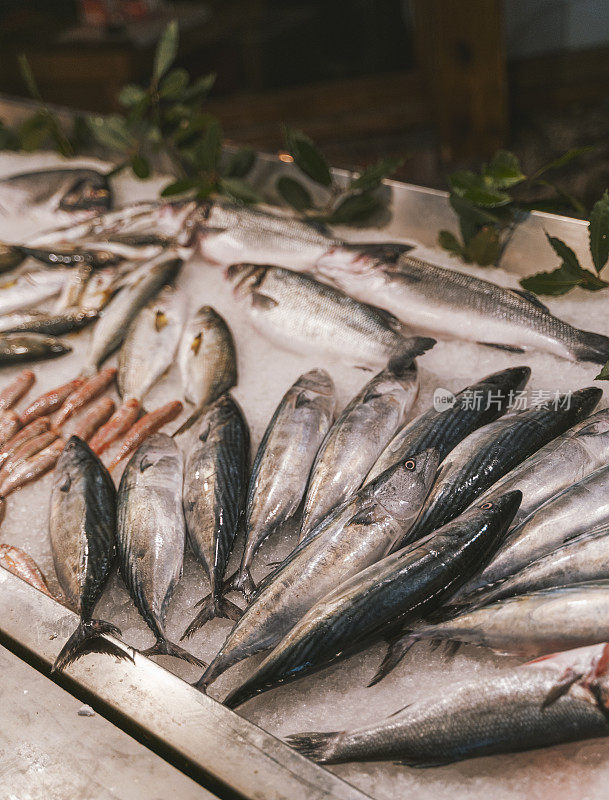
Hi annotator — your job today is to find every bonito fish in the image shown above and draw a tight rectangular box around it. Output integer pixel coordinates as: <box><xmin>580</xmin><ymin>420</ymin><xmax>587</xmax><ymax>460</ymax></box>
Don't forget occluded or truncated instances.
<box><xmin>182</xmin><ymin>396</ymin><xmax>250</xmax><ymax>634</ymax></box>
<box><xmin>287</xmin><ymin>644</ymin><xmax>609</xmax><ymax>766</ymax></box>
<box><xmin>116</xmin><ymin>434</ymin><xmax>204</xmax><ymax>666</ymax></box>
<box><xmin>226</xmin><ymin>263</ymin><xmax>436</xmax><ymax>368</ymax></box>
<box><xmin>313</xmin><ymin>252</ymin><xmax>609</xmax><ymax>363</ymax></box>
<box><xmin>366</xmin><ymin>366</ymin><xmax>531</xmax><ymax>482</ymax></box>
<box><xmin>118</xmin><ymin>285</ymin><xmax>186</xmax><ymax>402</ymax></box>
<box><xmin>196</xmin><ymin>448</ymin><xmax>439</xmax><ymax>691</ymax></box>
<box><xmin>174</xmin><ymin>306</ymin><xmax>237</xmax><ymax>436</ymax></box>
<box><xmin>0</xmin><ymin>167</ymin><xmax>111</xmax><ymax>217</ymax></box>
<box><xmin>300</xmin><ymin>351</ymin><xmax>421</xmax><ymax>540</ymax></box>
<box><xmin>401</xmin><ymin>387</ymin><xmax>601</xmax><ymax>548</ymax></box>
<box><xmin>223</xmin><ymin>491</ymin><xmax>522</xmax><ymax>708</ymax></box>
<box><xmin>233</xmin><ymin>369</ymin><xmax>335</xmax><ymax>597</ymax></box>
<box><xmin>50</xmin><ymin>437</ymin><xmax>127</xmax><ymax>672</ymax></box>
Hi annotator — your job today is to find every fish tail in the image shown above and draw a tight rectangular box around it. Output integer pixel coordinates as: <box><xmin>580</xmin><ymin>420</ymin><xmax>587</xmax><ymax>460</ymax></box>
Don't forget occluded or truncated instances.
<box><xmin>571</xmin><ymin>328</ymin><xmax>609</xmax><ymax>365</ymax></box>
<box><xmin>52</xmin><ymin>619</ymin><xmax>132</xmax><ymax>673</ymax></box>
<box><xmin>389</xmin><ymin>336</ymin><xmax>436</xmax><ymax>371</ymax></box>
<box><xmin>367</xmin><ymin>634</ymin><xmax>417</xmax><ymax>687</ymax></box>
<box><xmin>181</xmin><ymin>594</ymin><xmax>243</xmax><ymax>640</ymax></box>
<box><xmin>285</xmin><ymin>731</ymin><xmax>343</xmax><ymax>763</ymax></box>
<box><xmin>140</xmin><ymin>636</ymin><xmax>207</xmax><ymax>668</ymax></box>
<box><xmin>231</xmin><ymin>566</ymin><xmax>257</xmax><ymax>600</ymax></box>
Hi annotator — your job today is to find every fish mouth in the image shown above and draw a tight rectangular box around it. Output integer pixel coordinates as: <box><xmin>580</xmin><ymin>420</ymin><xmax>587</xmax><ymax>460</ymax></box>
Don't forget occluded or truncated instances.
<box><xmin>225</xmin><ymin>263</ymin><xmax>266</xmax><ymax>297</ymax></box>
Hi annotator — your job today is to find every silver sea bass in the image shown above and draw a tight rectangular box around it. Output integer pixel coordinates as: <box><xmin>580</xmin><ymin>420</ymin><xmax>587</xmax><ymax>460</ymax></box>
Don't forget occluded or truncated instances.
<box><xmin>314</xmin><ymin>252</ymin><xmax>609</xmax><ymax>363</ymax></box>
<box><xmin>0</xmin><ymin>167</ymin><xmax>111</xmax><ymax>216</ymax></box>
<box><xmin>232</xmin><ymin>368</ymin><xmax>336</xmax><ymax>597</ymax></box>
<box><xmin>300</xmin><ymin>351</ymin><xmax>421</xmax><ymax>539</ymax></box>
<box><xmin>196</xmin><ymin>448</ymin><xmax>438</xmax><ymax>691</ymax></box>
<box><xmin>118</xmin><ymin>285</ymin><xmax>186</xmax><ymax>402</ymax></box>
<box><xmin>116</xmin><ymin>433</ymin><xmax>204</xmax><ymax>666</ymax></box>
<box><xmin>287</xmin><ymin>644</ymin><xmax>609</xmax><ymax>766</ymax></box>
<box><xmin>226</xmin><ymin>263</ymin><xmax>436</xmax><ymax>368</ymax></box>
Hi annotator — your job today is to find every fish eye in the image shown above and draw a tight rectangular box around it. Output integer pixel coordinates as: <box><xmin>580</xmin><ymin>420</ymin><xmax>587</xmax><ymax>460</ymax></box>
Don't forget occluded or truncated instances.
<box><xmin>480</xmin><ymin>501</ymin><xmax>493</xmax><ymax>509</ymax></box>
<box><xmin>404</xmin><ymin>459</ymin><xmax>416</xmax><ymax>470</ymax></box>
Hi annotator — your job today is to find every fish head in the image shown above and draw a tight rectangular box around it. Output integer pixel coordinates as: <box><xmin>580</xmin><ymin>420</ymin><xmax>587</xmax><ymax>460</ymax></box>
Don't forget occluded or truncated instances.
<box><xmin>294</xmin><ymin>369</ymin><xmax>335</xmax><ymax>399</ymax></box>
<box><xmin>571</xmin><ymin>408</ymin><xmax>609</xmax><ymax>455</ymax></box>
<box><xmin>373</xmin><ymin>447</ymin><xmax>440</xmax><ymax>522</ymax></box>
<box><xmin>315</xmin><ymin>246</ymin><xmax>380</xmax><ymax>281</ymax></box>
<box><xmin>199</xmin><ymin>394</ymin><xmax>239</xmax><ymax>434</ymax></box>
<box><xmin>58</xmin><ymin>171</ymin><xmax>112</xmax><ymax>214</ymax></box>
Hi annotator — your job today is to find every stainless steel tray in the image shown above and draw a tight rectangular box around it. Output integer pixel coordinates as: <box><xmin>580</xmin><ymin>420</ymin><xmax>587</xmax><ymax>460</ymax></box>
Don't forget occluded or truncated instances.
<box><xmin>0</xmin><ymin>93</ymin><xmax>593</xmax><ymax>800</ymax></box>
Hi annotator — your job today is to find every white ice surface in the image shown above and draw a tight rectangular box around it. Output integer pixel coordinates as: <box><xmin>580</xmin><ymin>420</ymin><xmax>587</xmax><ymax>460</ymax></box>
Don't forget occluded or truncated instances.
<box><xmin>1</xmin><ymin>151</ymin><xmax>609</xmax><ymax>799</ymax></box>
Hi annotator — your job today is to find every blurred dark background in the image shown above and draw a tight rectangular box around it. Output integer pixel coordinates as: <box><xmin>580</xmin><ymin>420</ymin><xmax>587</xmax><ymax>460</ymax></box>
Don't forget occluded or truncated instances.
<box><xmin>1</xmin><ymin>0</ymin><xmax>609</xmax><ymax>207</ymax></box>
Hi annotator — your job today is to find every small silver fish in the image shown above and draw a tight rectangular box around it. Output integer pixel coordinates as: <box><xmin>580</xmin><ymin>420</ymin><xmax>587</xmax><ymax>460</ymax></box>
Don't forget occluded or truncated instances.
<box><xmin>0</xmin><ymin>167</ymin><xmax>111</xmax><ymax>217</ymax></box>
<box><xmin>0</xmin><ymin>332</ymin><xmax>71</xmax><ymax>363</ymax></box>
<box><xmin>0</xmin><ymin>271</ymin><xmax>68</xmax><ymax>316</ymax></box>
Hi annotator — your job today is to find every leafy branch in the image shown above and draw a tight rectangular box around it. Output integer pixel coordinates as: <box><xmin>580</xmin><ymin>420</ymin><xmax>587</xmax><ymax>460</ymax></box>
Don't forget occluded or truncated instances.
<box><xmin>439</xmin><ymin>148</ymin><xmax>593</xmax><ymax>267</ymax></box>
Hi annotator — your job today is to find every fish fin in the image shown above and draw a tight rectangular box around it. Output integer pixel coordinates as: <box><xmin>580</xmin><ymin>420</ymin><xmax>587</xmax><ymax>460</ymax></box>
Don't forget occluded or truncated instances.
<box><xmin>542</xmin><ymin>669</ymin><xmax>584</xmax><ymax>708</ymax></box>
<box><xmin>354</xmin><ymin>365</ymin><xmax>375</xmax><ymax>372</ymax></box>
<box><xmin>477</xmin><ymin>341</ymin><xmax>526</xmax><ymax>354</ymax></box>
<box><xmin>140</xmin><ymin>637</ymin><xmax>207</xmax><ymax>668</ymax></box>
<box><xmin>231</xmin><ymin>566</ymin><xmax>257</xmax><ymax>600</ymax></box>
<box><xmin>387</xmin><ymin>337</ymin><xmax>436</xmax><ymax>375</ymax></box>
<box><xmin>52</xmin><ymin>619</ymin><xmax>133</xmax><ymax>673</ymax></box>
<box><xmin>251</xmin><ymin>291</ymin><xmax>278</xmax><ymax>311</ymax></box>
<box><xmin>367</xmin><ymin>635</ymin><xmax>417</xmax><ymax>687</ymax></box>
<box><xmin>511</xmin><ymin>288</ymin><xmax>552</xmax><ymax>313</ymax></box>
<box><xmin>387</xmin><ymin>702</ymin><xmax>412</xmax><ymax>718</ymax></box>
<box><xmin>341</xmin><ymin>242</ymin><xmax>414</xmax><ymax>263</ymax></box>
<box><xmin>587</xmin><ymin>681</ymin><xmax>609</xmax><ymax>722</ymax></box>
<box><xmin>374</xmin><ymin>306</ymin><xmax>404</xmax><ymax>334</ymax></box>
<box><xmin>444</xmin><ymin>640</ymin><xmax>461</xmax><ymax>659</ymax></box>
<box><xmin>181</xmin><ymin>594</ymin><xmax>243</xmax><ymax>639</ymax></box>
<box><xmin>285</xmin><ymin>731</ymin><xmax>342</xmax><ymax>763</ymax></box>
<box><xmin>574</xmin><ymin>330</ymin><xmax>609</xmax><ymax>365</ymax></box>
<box><xmin>172</xmin><ymin>407</ymin><xmax>205</xmax><ymax>437</ymax></box>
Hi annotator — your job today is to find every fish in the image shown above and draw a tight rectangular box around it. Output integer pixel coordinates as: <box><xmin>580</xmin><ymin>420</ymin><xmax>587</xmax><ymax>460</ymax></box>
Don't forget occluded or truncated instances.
<box><xmin>88</xmin><ymin>398</ymin><xmax>141</xmax><ymax>455</ymax></box>
<box><xmin>0</xmin><ymin>369</ymin><xmax>35</xmax><ymax>410</ymax></box>
<box><xmin>72</xmin><ymin>397</ymin><xmax>116</xmax><ymax>442</ymax></box>
<box><xmin>195</xmin><ymin>448</ymin><xmax>439</xmax><ymax>691</ymax></box>
<box><xmin>198</xmin><ymin>201</ymin><xmax>411</xmax><ymax>267</ymax></box>
<box><xmin>226</xmin><ymin>263</ymin><xmax>436</xmax><ymax>368</ymax></box>
<box><xmin>108</xmin><ymin>400</ymin><xmax>183</xmax><ymax>471</ymax></box>
<box><xmin>0</xmin><ymin>543</ymin><xmax>52</xmax><ymax>597</ymax></box>
<box><xmin>84</xmin><ymin>256</ymin><xmax>182</xmax><ymax>374</ymax></box>
<box><xmin>366</xmin><ymin>366</ymin><xmax>531</xmax><ymax>483</ymax></box>
<box><xmin>173</xmin><ymin>306</ymin><xmax>237</xmax><ymax>436</ymax></box>
<box><xmin>50</xmin><ymin>436</ymin><xmax>128</xmax><ymax>672</ymax></box>
<box><xmin>0</xmin><ymin>438</ymin><xmax>65</xmax><ymax>497</ymax></box>
<box><xmin>0</xmin><ymin>309</ymin><xmax>98</xmax><ymax>337</ymax></box>
<box><xmin>53</xmin><ymin>264</ymin><xmax>93</xmax><ymax>312</ymax></box>
<box><xmin>287</xmin><ymin>643</ymin><xmax>609</xmax><ymax>766</ymax></box>
<box><xmin>400</xmin><ymin>387</ymin><xmax>601</xmax><ymax>548</ymax></box>
<box><xmin>300</xmin><ymin>353</ymin><xmax>422</xmax><ymax>540</ymax></box>
<box><xmin>313</xmin><ymin>252</ymin><xmax>609</xmax><ymax>363</ymax></box>
<box><xmin>395</xmin><ymin>582</ymin><xmax>609</xmax><ymax>662</ymax></box>
<box><xmin>462</xmin><ymin>528</ymin><xmax>609</xmax><ymax>607</ymax></box>
<box><xmin>0</xmin><ymin>271</ymin><xmax>68</xmax><ymax>316</ymax></box>
<box><xmin>0</xmin><ymin>410</ymin><xmax>21</xmax><ymax>447</ymax></box>
<box><xmin>10</xmin><ymin>243</ymin><xmax>123</xmax><ymax>269</ymax></box>
<box><xmin>222</xmin><ymin>491</ymin><xmax>522</xmax><ymax>708</ymax></box>
<box><xmin>181</xmin><ymin>396</ymin><xmax>250</xmax><ymax>634</ymax></box>
<box><xmin>0</xmin><ymin>167</ymin><xmax>111</xmax><ymax>217</ymax></box>
<box><xmin>116</xmin><ymin>433</ymin><xmax>205</xmax><ymax>666</ymax></box>
<box><xmin>20</xmin><ymin>378</ymin><xmax>84</xmax><ymax>425</ymax></box>
<box><xmin>54</xmin><ymin>367</ymin><xmax>117</xmax><ymax>427</ymax></box>
<box><xmin>118</xmin><ymin>286</ymin><xmax>186</xmax><ymax>402</ymax></box>
<box><xmin>0</xmin><ymin>417</ymin><xmax>51</xmax><ymax>467</ymax></box>
<box><xmin>77</xmin><ymin>267</ymin><xmax>119</xmax><ymax>312</ymax></box>
<box><xmin>0</xmin><ymin>332</ymin><xmax>71</xmax><ymax>364</ymax></box>
<box><xmin>462</xmin><ymin>408</ymin><xmax>609</xmax><ymax>531</ymax></box>
<box><xmin>233</xmin><ymin>369</ymin><xmax>335</xmax><ymax>597</ymax></box>
<box><xmin>460</xmin><ymin>461</ymin><xmax>609</xmax><ymax>595</ymax></box>
<box><xmin>0</xmin><ymin>430</ymin><xmax>59</xmax><ymax>486</ymax></box>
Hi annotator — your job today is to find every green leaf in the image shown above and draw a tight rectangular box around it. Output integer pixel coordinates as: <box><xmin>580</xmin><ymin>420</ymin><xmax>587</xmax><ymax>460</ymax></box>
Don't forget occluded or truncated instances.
<box><xmin>349</xmin><ymin>157</ymin><xmax>403</xmax><ymax>192</ymax></box>
<box><xmin>17</xmin><ymin>112</ymin><xmax>51</xmax><ymax>151</ymax></box>
<box><xmin>520</xmin><ymin>265</ymin><xmax>584</xmax><ymax>296</ymax></box>
<box><xmin>181</xmin><ymin>73</ymin><xmax>216</xmax><ymax>101</ymax></box>
<box><xmin>225</xmin><ymin>147</ymin><xmax>256</xmax><ymax>178</ymax></box>
<box><xmin>482</xmin><ymin>151</ymin><xmax>525</xmax><ymax>188</ymax></box>
<box><xmin>219</xmin><ymin>177</ymin><xmax>262</xmax><ymax>204</ymax></box>
<box><xmin>160</xmin><ymin>178</ymin><xmax>198</xmax><ymax>197</ymax></box>
<box><xmin>544</xmin><ymin>233</ymin><xmax>582</xmax><ymax>273</ymax></box>
<box><xmin>131</xmin><ymin>154</ymin><xmax>151</xmax><ymax>179</ymax></box>
<box><xmin>160</xmin><ymin>68</ymin><xmax>189</xmax><ymax>99</ymax></box>
<box><xmin>324</xmin><ymin>193</ymin><xmax>380</xmax><ymax>224</ymax></box>
<box><xmin>118</xmin><ymin>84</ymin><xmax>147</xmax><ymax>108</ymax></box>
<box><xmin>193</xmin><ymin>119</ymin><xmax>222</xmax><ymax>172</ymax></box>
<box><xmin>88</xmin><ymin>114</ymin><xmax>132</xmax><ymax>151</ymax></box>
<box><xmin>449</xmin><ymin>171</ymin><xmax>511</xmax><ymax>208</ymax></box>
<box><xmin>283</xmin><ymin>126</ymin><xmax>332</xmax><ymax>187</ymax></box>
<box><xmin>449</xmin><ymin>193</ymin><xmax>501</xmax><ymax>246</ymax></box>
<box><xmin>533</xmin><ymin>146</ymin><xmax>595</xmax><ymax>179</ymax></box>
<box><xmin>276</xmin><ymin>176</ymin><xmax>312</xmax><ymax>211</ymax></box>
<box><xmin>580</xmin><ymin>270</ymin><xmax>609</xmax><ymax>291</ymax></box>
<box><xmin>463</xmin><ymin>226</ymin><xmax>501</xmax><ymax>265</ymax></box>
<box><xmin>438</xmin><ymin>230</ymin><xmax>464</xmax><ymax>257</ymax></box>
<box><xmin>595</xmin><ymin>360</ymin><xmax>609</xmax><ymax>380</ymax></box>
<box><xmin>589</xmin><ymin>190</ymin><xmax>609</xmax><ymax>274</ymax></box>
<box><xmin>18</xmin><ymin>54</ymin><xmax>41</xmax><ymax>100</ymax></box>
<box><xmin>153</xmin><ymin>20</ymin><xmax>179</xmax><ymax>84</ymax></box>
